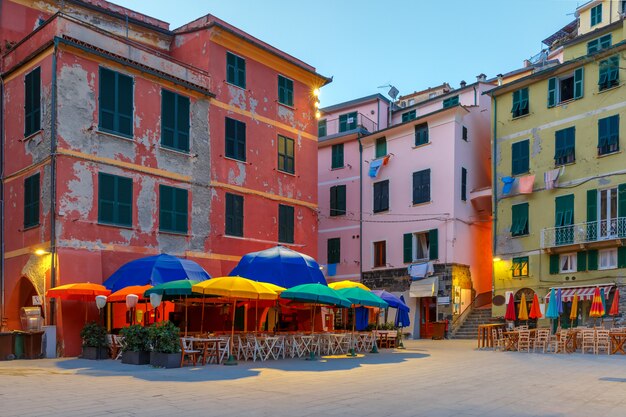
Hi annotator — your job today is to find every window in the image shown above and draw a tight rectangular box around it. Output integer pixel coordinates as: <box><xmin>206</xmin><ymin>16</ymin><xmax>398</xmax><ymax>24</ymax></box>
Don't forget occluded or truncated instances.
<box><xmin>555</xmin><ymin>194</ymin><xmax>574</xmax><ymax>245</ymax></box>
<box><xmin>511</xmin><ymin>88</ymin><xmax>529</xmax><ymax>118</ymax></box>
<box><xmin>548</xmin><ymin>69</ymin><xmax>584</xmax><ymax>107</ymax></box>
<box><xmin>373</xmin><ymin>241</ymin><xmax>386</xmax><ymax>268</ymax></box>
<box><xmin>461</xmin><ymin>167</ymin><xmax>467</xmax><ymax>201</ymax></box>
<box><xmin>599</xmin><ymin>248</ymin><xmax>617</xmax><ymax>270</ymax></box>
<box><xmin>327</xmin><ymin>238</ymin><xmax>340</xmax><ymax>264</ymax></box>
<box><xmin>99</xmin><ymin>67</ymin><xmax>133</xmax><ymax>137</ymax></box>
<box><xmin>511</xmin><ymin>140</ymin><xmax>529</xmax><ymax>175</ymax></box>
<box><xmin>591</xmin><ymin>3</ymin><xmax>602</xmax><ymax>26</ymax></box>
<box><xmin>412</xmin><ymin>169</ymin><xmax>430</xmax><ymax>205</ymax></box>
<box><xmin>278</xmin><ymin>75</ymin><xmax>294</xmax><ymax>106</ymax></box>
<box><xmin>402</xmin><ymin>110</ymin><xmax>416</xmax><ymax>122</ymax></box>
<box><xmin>442</xmin><ymin>95</ymin><xmax>459</xmax><ymax>108</ymax></box>
<box><xmin>339</xmin><ymin>112</ymin><xmax>357</xmax><ymax>132</ymax></box>
<box><xmin>554</xmin><ymin>127</ymin><xmax>575</xmax><ymax>166</ymax></box>
<box><xmin>462</xmin><ymin>126</ymin><xmax>468</xmax><ymax>141</ymax></box>
<box><xmin>559</xmin><ymin>253</ymin><xmax>577</xmax><ymax>273</ymax></box>
<box><xmin>400</xmin><ymin>101</ymin><xmax>406</xmax><ymax>108</ymax></box>
<box><xmin>331</xmin><ymin>144</ymin><xmax>344</xmax><ymax>169</ymax></box>
<box><xmin>159</xmin><ymin>185</ymin><xmax>188</xmax><ymax>234</ymax></box>
<box><xmin>599</xmin><ymin>56</ymin><xmax>619</xmax><ymax>91</ymax></box>
<box><xmin>24</xmin><ymin>67</ymin><xmax>41</xmax><ymax>137</ymax></box>
<box><xmin>587</xmin><ymin>34</ymin><xmax>612</xmax><ymax>55</ymax></box>
<box><xmin>225</xmin><ymin>117</ymin><xmax>246</xmax><ymax>161</ymax></box>
<box><xmin>375</xmin><ymin>137</ymin><xmax>387</xmax><ymax>158</ymax></box>
<box><xmin>511</xmin><ymin>257</ymin><xmax>529</xmax><ymax>277</ymax></box>
<box><xmin>225</xmin><ymin>193</ymin><xmax>244</xmax><ymax>237</ymax></box>
<box><xmin>373</xmin><ymin>180</ymin><xmax>389</xmax><ymax>213</ymax></box>
<box><xmin>278</xmin><ymin>204</ymin><xmax>294</xmax><ymax>243</ymax></box>
<box><xmin>318</xmin><ymin>120</ymin><xmax>327</xmax><ymax>137</ymax></box>
<box><xmin>414</xmin><ymin>123</ymin><xmax>429</xmax><ymax>146</ymax></box>
<box><xmin>598</xmin><ymin>187</ymin><xmax>619</xmax><ymax>239</ymax></box>
<box><xmin>278</xmin><ymin>135</ymin><xmax>295</xmax><ymax>174</ymax></box>
<box><xmin>98</xmin><ymin>173</ymin><xmax>132</xmax><ymax>227</ymax></box>
<box><xmin>330</xmin><ymin>185</ymin><xmax>346</xmax><ymax>216</ymax></box>
<box><xmin>161</xmin><ymin>89</ymin><xmax>190</xmax><ymax>152</ymax></box>
<box><xmin>598</xmin><ymin>115</ymin><xmax>619</xmax><ymax>155</ymax></box>
<box><xmin>511</xmin><ymin>203</ymin><xmax>529</xmax><ymax>236</ymax></box>
<box><xmin>226</xmin><ymin>52</ymin><xmax>246</xmax><ymax>89</ymax></box>
<box><xmin>23</xmin><ymin>173</ymin><xmax>40</xmax><ymax>228</ymax></box>
<box><xmin>404</xmin><ymin>229</ymin><xmax>439</xmax><ymax>263</ymax></box>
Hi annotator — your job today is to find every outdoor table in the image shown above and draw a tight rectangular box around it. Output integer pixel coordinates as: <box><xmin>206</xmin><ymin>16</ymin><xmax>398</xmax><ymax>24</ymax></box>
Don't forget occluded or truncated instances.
<box><xmin>254</xmin><ymin>336</ymin><xmax>283</xmax><ymax>361</ymax></box>
<box><xmin>502</xmin><ymin>331</ymin><xmax>519</xmax><ymax>351</ymax></box>
<box><xmin>189</xmin><ymin>337</ymin><xmax>224</xmax><ymax>365</ymax></box>
<box><xmin>300</xmin><ymin>335</ymin><xmax>317</xmax><ymax>356</ymax></box>
<box><xmin>477</xmin><ymin>323</ymin><xmax>505</xmax><ymax>349</ymax></box>
<box><xmin>562</xmin><ymin>329</ymin><xmax>580</xmax><ymax>353</ymax></box>
<box><xmin>610</xmin><ymin>332</ymin><xmax>626</xmax><ymax>355</ymax></box>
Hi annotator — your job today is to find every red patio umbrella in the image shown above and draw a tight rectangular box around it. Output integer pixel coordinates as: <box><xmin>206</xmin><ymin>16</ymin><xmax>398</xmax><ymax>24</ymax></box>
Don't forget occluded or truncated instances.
<box><xmin>504</xmin><ymin>293</ymin><xmax>516</xmax><ymax>321</ymax></box>
<box><xmin>609</xmin><ymin>288</ymin><xmax>620</xmax><ymax>316</ymax></box>
<box><xmin>528</xmin><ymin>293</ymin><xmax>542</xmax><ymax>319</ymax></box>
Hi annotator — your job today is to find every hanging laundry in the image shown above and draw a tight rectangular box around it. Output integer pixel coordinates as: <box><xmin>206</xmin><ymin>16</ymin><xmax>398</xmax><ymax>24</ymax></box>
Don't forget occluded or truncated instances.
<box><xmin>544</xmin><ymin>167</ymin><xmax>562</xmax><ymax>190</ymax></box>
<box><xmin>326</xmin><ymin>264</ymin><xmax>337</xmax><ymax>277</ymax></box>
<box><xmin>501</xmin><ymin>176</ymin><xmax>515</xmax><ymax>195</ymax></box>
<box><xmin>518</xmin><ymin>174</ymin><xmax>535</xmax><ymax>194</ymax></box>
<box><xmin>408</xmin><ymin>261</ymin><xmax>434</xmax><ymax>279</ymax></box>
<box><xmin>368</xmin><ymin>158</ymin><xmax>383</xmax><ymax>178</ymax></box>
<box><xmin>382</xmin><ymin>155</ymin><xmax>391</xmax><ymax>166</ymax></box>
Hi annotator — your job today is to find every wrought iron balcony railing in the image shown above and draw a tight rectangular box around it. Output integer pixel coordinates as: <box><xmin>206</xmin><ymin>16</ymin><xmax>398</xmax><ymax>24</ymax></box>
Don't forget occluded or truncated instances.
<box><xmin>540</xmin><ymin>218</ymin><xmax>626</xmax><ymax>249</ymax></box>
<box><xmin>319</xmin><ymin>112</ymin><xmax>378</xmax><ymax>138</ymax></box>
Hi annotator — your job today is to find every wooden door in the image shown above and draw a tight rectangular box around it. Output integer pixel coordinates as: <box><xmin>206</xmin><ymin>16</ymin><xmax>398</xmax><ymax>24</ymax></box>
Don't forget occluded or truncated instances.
<box><xmin>420</xmin><ymin>297</ymin><xmax>437</xmax><ymax>338</ymax></box>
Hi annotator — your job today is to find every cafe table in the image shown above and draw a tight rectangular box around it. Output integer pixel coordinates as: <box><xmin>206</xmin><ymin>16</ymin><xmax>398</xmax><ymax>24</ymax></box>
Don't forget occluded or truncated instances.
<box><xmin>188</xmin><ymin>337</ymin><xmax>226</xmax><ymax>365</ymax></box>
<box><xmin>477</xmin><ymin>323</ymin><xmax>505</xmax><ymax>349</ymax></box>
<box><xmin>610</xmin><ymin>332</ymin><xmax>626</xmax><ymax>355</ymax></box>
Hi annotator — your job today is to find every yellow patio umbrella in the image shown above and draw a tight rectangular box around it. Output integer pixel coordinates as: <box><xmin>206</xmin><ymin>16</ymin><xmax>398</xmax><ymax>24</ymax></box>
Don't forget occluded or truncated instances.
<box><xmin>328</xmin><ymin>280</ymin><xmax>371</xmax><ymax>291</ymax></box>
<box><xmin>192</xmin><ymin>276</ymin><xmax>278</xmax><ymax>365</ymax></box>
<box><xmin>257</xmin><ymin>282</ymin><xmax>286</xmax><ymax>294</ymax></box>
<box><xmin>518</xmin><ymin>293</ymin><xmax>529</xmax><ymax>321</ymax></box>
<box><xmin>569</xmin><ymin>293</ymin><xmax>579</xmax><ymax>326</ymax></box>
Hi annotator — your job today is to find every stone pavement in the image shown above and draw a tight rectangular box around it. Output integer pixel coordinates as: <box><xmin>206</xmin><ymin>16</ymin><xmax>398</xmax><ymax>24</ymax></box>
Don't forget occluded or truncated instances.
<box><xmin>1</xmin><ymin>339</ymin><xmax>626</xmax><ymax>417</ymax></box>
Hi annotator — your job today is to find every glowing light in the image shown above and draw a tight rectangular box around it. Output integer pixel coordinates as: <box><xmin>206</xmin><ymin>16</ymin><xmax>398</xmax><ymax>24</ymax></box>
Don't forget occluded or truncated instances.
<box><xmin>313</xmin><ymin>88</ymin><xmax>320</xmax><ymax>97</ymax></box>
<box><xmin>34</xmin><ymin>249</ymin><xmax>48</xmax><ymax>256</ymax></box>
<box><xmin>315</xmin><ymin>111</ymin><xmax>321</xmax><ymax>119</ymax></box>
<box><xmin>493</xmin><ymin>257</ymin><xmax>502</xmax><ymax>262</ymax></box>
<box><xmin>314</xmin><ymin>101</ymin><xmax>320</xmax><ymax>108</ymax></box>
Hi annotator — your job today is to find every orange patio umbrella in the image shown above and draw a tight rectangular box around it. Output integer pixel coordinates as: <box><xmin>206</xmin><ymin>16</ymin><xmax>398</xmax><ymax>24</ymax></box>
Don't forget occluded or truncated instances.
<box><xmin>107</xmin><ymin>285</ymin><xmax>152</xmax><ymax>302</ymax></box>
<box><xmin>609</xmin><ymin>288</ymin><xmax>620</xmax><ymax>316</ymax></box>
<box><xmin>529</xmin><ymin>293</ymin><xmax>542</xmax><ymax>320</ymax></box>
<box><xmin>518</xmin><ymin>293</ymin><xmax>529</xmax><ymax>321</ymax></box>
<box><xmin>46</xmin><ymin>282</ymin><xmax>111</xmax><ymax>301</ymax></box>
<box><xmin>589</xmin><ymin>287</ymin><xmax>605</xmax><ymax>318</ymax></box>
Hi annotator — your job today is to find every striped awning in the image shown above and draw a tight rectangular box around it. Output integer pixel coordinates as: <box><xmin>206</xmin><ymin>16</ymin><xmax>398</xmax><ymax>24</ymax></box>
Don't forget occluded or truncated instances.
<box><xmin>544</xmin><ymin>285</ymin><xmax>613</xmax><ymax>302</ymax></box>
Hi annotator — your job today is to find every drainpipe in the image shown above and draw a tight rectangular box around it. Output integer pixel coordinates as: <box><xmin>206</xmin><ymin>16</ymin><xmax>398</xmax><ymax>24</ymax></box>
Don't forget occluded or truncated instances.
<box><xmin>491</xmin><ymin>95</ymin><xmax>498</xmax><ymax>297</ymax></box>
<box><xmin>49</xmin><ymin>38</ymin><xmax>59</xmax><ymax>325</ymax></box>
<box><xmin>0</xmin><ymin>69</ymin><xmax>5</xmax><ymax>325</ymax></box>
<box><xmin>473</xmin><ymin>85</ymin><xmax>477</xmax><ymax>106</ymax></box>
<box><xmin>357</xmin><ymin>136</ymin><xmax>363</xmax><ymax>281</ymax></box>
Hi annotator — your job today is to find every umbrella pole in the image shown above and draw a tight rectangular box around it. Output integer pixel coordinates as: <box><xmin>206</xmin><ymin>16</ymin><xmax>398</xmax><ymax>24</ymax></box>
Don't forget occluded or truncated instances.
<box><xmin>184</xmin><ymin>295</ymin><xmax>188</xmax><ymax>337</ymax></box>
<box><xmin>370</xmin><ymin>307</ymin><xmax>379</xmax><ymax>354</ymax></box>
<box><xmin>306</xmin><ymin>305</ymin><xmax>317</xmax><ymax>361</ymax></box>
<box><xmin>255</xmin><ymin>298</ymin><xmax>258</xmax><ymax>335</ymax></box>
<box><xmin>224</xmin><ymin>300</ymin><xmax>238</xmax><ymax>365</ymax></box>
<box><xmin>200</xmin><ymin>294</ymin><xmax>205</xmax><ymax>334</ymax></box>
<box><xmin>347</xmin><ymin>306</ymin><xmax>357</xmax><ymax>357</ymax></box>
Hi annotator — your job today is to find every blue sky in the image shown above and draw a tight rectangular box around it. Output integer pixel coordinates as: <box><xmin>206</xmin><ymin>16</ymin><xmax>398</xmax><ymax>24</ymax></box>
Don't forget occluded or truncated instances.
<box><xmin>113</xmin><ymin>0</ymin><xmax>579</xmax><ymax>106</ymax></box>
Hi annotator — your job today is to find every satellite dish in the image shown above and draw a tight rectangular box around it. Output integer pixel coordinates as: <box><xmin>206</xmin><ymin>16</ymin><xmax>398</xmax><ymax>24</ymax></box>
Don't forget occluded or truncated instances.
<box><xmin>388</xmin><ymin>86</ymin><xmax>399</xmax><ymax>100</ymax></box>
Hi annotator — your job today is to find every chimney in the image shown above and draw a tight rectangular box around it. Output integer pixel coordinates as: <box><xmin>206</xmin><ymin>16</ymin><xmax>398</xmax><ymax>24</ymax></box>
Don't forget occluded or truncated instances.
<box><xmin>476</xmin><ymin>73</ymin><xmax>487</xmax><ymax>82</ymax></box>
<box><xmin>497</xmin><ymin>74</ymin><xmax>503</xmax><ymax>86</ymax></box>
<box><xmin>523</xmin><ymin>59</ymin><xmax>531</xmax><ymax>68</ymax></box>
<box><xmin>460</xmin><ymin>80</ymin><xmax>467</xmax><ymax>88</ymax></box>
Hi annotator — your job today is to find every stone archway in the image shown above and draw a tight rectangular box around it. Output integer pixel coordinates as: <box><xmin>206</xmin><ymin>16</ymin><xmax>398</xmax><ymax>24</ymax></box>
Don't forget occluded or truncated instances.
<box><xmin>9</xmin><ymin>276</ymin><xmax>41</xmax><ymax>325</ymax></box>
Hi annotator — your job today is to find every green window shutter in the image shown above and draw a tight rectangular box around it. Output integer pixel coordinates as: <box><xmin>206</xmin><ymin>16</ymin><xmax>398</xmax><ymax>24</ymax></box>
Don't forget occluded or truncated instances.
<box><xmin>461</xmin><ymin>167</ymin><xmax>467</xmax><ymax>201</ymax></box>
<box><xmin>555</xmin><ymin>194</ymin><xmax>574</xmax><ymax>245</ymax></box>
<box><xmin>327</xmin><ymin>238</ymin><xmax>340</xmax><ymax>264</ymax></box>
<box><xmin>176</xmin><ymin>94</ymin><xmax>190</xmax><ymax>152</ymax></box>
<box><xmin>331</xmin><ymin>144</ymin><xmax>344</xmax><ymax>169</ymax></box>
<box><xmin>373</xmin><ymin>180</ymin><xmax>389</xmax><ymax>213</ymax></box>
<box><xmin>587</xmin><ymin>189</ymin><xmax>597</xmax><ymax>241</ymax></box>
<box><xmin>337</xmin><ymin>185</ymin><xmax>346</xmax><ymax>216</ymax></box>
<box><xmin>226</xmin><ymin>52</ymin><xmax>246</xmax><ymax>89</ymax></box>
<box><xmin>116</xmin><ymin>72</ymin><xmax>133</xmax><ymax>137</ymax></box>
<box><xmin>588</xmin><ymin>39</ymin><xmax>599</xmax><ymax>55</ymax></box>
<box><xmin>278</xmin><ymin>204</ymin><xmax>294</xmax><ymax>243</ymax></box>
<box><xmin>547</xmin><ymin>77</ymin><xmax>557</xmax><ymax>108</ymax></box>
<box><xmin>415</xmin><ymin>123</ymin><xmax>429</xmax><ymax>146</ymax></box>
<box><xmin>618</xmin><ymin>247</ymin><xmax>626</xmax><ymax>268</ymax></box>
<box><xmin>225</xmin><ymin>117</ymin><xmax>246</xmax><ymax>161</ymax></box>
<box><xmin>618</xmin><ymin>183</ymin><xmax>626</xmax><ymax>239</ymax></box>
<box><xmin>116</xmin><ymin>176</ymin><xmax>132</xmax><ymax>226</ymax></box>
<box><xmin>413</xmin><ymin>169</ymin><xmax>431</xmax><ymax>205</ymax></box>
<box><xmin>225</xmin><ymin>193</ymin><xmax>244</xmax><ymax>237</ymax></box>
<box><xmin>24</xmin><ymin>67</ymin><xmax>41</xmax><ymax>137</ymax></box>
<box><xmin>278</xmin><ymin>75</ymin><xmax>293</xmax><ymax>106</ymax></box>
<box><xmin>511</xmin><ymin>203</ymin><xmax>529</xmax><ymax>236</ymax></box>
<box><xmin>577</xmin><ymin>251</ymin><xmax>587</xmax><ymax>272</ymax></box>
<box><xmin>402</xmin><ymin>110</ymin><xmax>416</xmax><ymax>122</ymax></box>
<box><xmin>97</xmin><ymin>173</ymin><xmax>132</xmax><ymax>227</ymax></box>
<box><xmin>511</xmin><ymin>140</ymin><xmax>529</xmax><ymax>175</ymax></box>
<box><xmin>573</xmin><ymin>68</ymin><xmax>584</xmax><ymax>99</ymax></box>
<box><xmin>511</xmin><ymin>90</ymin><xmax>520</xmax><ymax>115</ymax></box>
<box><xmin>375</xmin><ymin>137</ymin><xmax>387</xmax><ymax>158</ymax></box>
<box><xmin>588</xmin><ymin>249</ymin><xmax>599</xmax><ymax>270</ymax></box>
<box><xmin>159</xmin><ymin>185</ymin><xmax>188</xmax><ymax>233</ymax></box>
<box><xmin>329</xmin><ymin>186</ymin><xmax>337</xmax><ymax>216</ymax></box>
<box><xmin>403</xmin><ymin>233</ymin><xmax>413</xmax><ymax>263</ymax></box>
<box><xmin>591</xmin><ymin>4</ymin><xmax>602</xmax><ymax>26</ymax></box>
<box><xmin>549</xmin><ymin>254</ymin><xmax>559</xmax><ymax>274</ymax></box>
<box><xmin>278</xmin><ymin>135</ymin><xmax>295</xmax><ymax>174</ymax></box>
<box><xmin>428</xmin><ymin>228</ymin><xmax>438</xmax><ymax>260</ymax></box>
<box><xmin>161</xmin><ymin>90</ymin><xmax>175</xmax><ymax>148</ymax></box>
<box><xmin>23</xmin><ymin>173</ymin><xmax>40</xmax><ymax>228</ymax></box>
<box><xmin>339</xmin><ymin>114</ymin><xmax>347</xmax><ymax>132</ymax></box>
<box><xmin>318</xmin><ymin>120</ymin><xmax>327</xmax><ymax>137</ymax></box>
<box><xmin>99</xmin><ymin>68</ymin><xmax>133</xmax><ymax>137</ymax></box>
<box><xmin>599</xmin><ymin>115</ymin><xmax>620</xmax><ymax>155</ymax></box>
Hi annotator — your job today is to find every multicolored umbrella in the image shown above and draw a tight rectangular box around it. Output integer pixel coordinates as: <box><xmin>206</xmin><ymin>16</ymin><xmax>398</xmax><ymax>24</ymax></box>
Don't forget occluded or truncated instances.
<box><xmin>504</xmin><ymin>293</ymin><xmax>516</xmax><ymax>321</ymax></box>
<box><xmin>569</xmin><ymin>294</ymin><xmax>579</xmax><ymax>322</ymax></box>
<box><xmin>529</xmin><ymin>293</ymin><xmax>542</xmax><ymax>319</ymax></box>
<box><xmin>589</xmin><ymin>287</ymin><xmax>605</xmax><ymax>318</ymax></box>
<box><xmin>609</xmin><ymin>288</ymin><xmax>620</xmax><ymax>316</ymax></box>
<box><xmin>518</xmin><ymin>293</ymin><xmax>529</xmax><ymax>321</ymax></box>
<box><xmin>545</xmin><ymin>289</ymin><xmax>559</xmax><ymax>319</ymax></box>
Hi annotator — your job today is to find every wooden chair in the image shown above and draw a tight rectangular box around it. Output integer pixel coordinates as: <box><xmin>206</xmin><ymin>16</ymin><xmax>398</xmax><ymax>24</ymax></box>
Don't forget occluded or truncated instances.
<box><xmin>595</xmin><ymin>330</ymin><xmax>610</xmax><ymax>355</ymax></box>
<box><xmin>533</xmin><ymin>329</ymin><xmax>550</xmax><ymax>353</ymax></box>
<box><xmin>180</xmin><ymin>338</ymin><xmax>200</xmax><ymax>367</ymax></box>
<box><xmin>581</xmin><ymin>330</ymin><xmax>595</xmax><ymax>354</ymax></box>
<box><xmin>387</xmin><ymin>330</ymin><xmax>398</xmax><ymax>348</ymax></box>
<box><xmin>517</xmin><ymin>330</ymin><xmax>531</xmax><ymax>352</ymax></box>
<box><xmin>492</xmin><ymin>328</ymin><xmax>505</xmax><ymax>351</ymax></box>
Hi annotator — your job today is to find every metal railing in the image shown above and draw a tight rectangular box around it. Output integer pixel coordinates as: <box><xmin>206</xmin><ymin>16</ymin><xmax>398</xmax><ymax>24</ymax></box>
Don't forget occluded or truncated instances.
<box><xmin>319</xmin><ymin>112</ymin><xmax>378</xmax><ymax>138</ymax></box>
<box><xmin>541</xmin><ymin>218</ymin><xmax>626</xmax><ymax>248</ymax></box>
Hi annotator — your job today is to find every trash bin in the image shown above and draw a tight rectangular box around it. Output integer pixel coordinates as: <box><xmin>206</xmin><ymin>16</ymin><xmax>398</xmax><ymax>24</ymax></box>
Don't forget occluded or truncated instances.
<box><xmin>0</xmin><ymin>332</ymin><xmax>14</xmax><ymax>360</ymax></box>
<box><xmin>431</xmin><ymin>322</ymin><xmax>446</xmax><ymax>340</ymax></box>
<box><xmin>13</xmin><ymin>331</ymin><xmax>25</xmax><ymax>359</ymax></box>
<box><xmin>22</xmin><ymin>331</ymin><xmax>44</xmax><ymax>359</ymax></box>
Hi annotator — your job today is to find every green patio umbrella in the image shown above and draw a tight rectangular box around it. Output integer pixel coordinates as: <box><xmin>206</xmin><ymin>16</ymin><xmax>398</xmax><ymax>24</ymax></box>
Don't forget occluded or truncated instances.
<box><xmin>144</xmin><ymin>279</ymin><xmax>202</xmax><ymax>336</ymax></box>
<box><xmin>337</xmin><ymin>287</ymin><xmax>388</xmax><ymax>357</ymax></box>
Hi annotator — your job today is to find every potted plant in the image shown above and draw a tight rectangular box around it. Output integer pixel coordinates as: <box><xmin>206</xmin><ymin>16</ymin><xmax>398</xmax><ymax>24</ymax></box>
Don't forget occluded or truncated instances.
<box><xmin>119</xmin><ymin>325</ymin><xmax>151</xmax><ymax>365</ymax></box>
<box><xmin>79</xmin><ymin>322</ymin><xmax>108</xmax><ymax>360</ymax></box>
<box><xmin>148</xmin><ymin>321</ymin><xmax>181</xmax><ymax>368</ymax></box>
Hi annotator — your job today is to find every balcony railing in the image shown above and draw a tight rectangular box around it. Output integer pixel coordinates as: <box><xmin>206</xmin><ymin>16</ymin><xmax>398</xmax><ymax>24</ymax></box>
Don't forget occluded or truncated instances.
<box><xmin>541</xmin><ymin>218</ymin><xmax>626</xmax><ymax>249</ymax></box>
<box><xmin>319</xmin><ymin>112</ymin><xmax>378</xmax><ymax>138</ymax></box>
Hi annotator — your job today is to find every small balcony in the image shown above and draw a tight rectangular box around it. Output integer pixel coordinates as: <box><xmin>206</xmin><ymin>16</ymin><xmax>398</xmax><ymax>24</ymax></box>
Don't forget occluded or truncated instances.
<box><xmin>319</xmin><ymin>112</ymin><xmax>378</xmax><ymax>140</ymax></box>
<box><xmin>540</xmin><ymin>218</ymin><xmax>626</xmax><ymax>252</ymax></box>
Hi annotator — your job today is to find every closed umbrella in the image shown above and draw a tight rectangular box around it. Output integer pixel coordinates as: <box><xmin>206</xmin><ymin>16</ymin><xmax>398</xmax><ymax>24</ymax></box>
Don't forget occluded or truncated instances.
<box><xmin>609</xmin><ymin>288</ymin><xmax>620</xmax><ymax>316</ymax></box>
<box><xmin>395</xmin><ymin>295</ymin><xmax>410</xmax><ymax>349</ymax></box>
<box><xmin>569</xmin><ymin>293</ymin><xmax>579</xmax><ymax>327</ymax></box>
<box><xmin>589</xmin><ymin>287</ymin><xmax>605</xmax><ymax>318</ymax></box>
<box><xmin>529</xmin><ymin>293</ymin><xmax>542</xmax><ymax>320</ymax></box>
<box><xmin>518</xmin><ymin>293</ymin><xmax>529</xmax><ymax>321</ymax></box>
<box><xmin>504</xmin><ymin>293</ymin><xmax>516</xmax><ymax>321</ymax></box>
<box><xmin>556</xmin><ymin>288</ymin><xmax>563</xmax><ymax>327</ymax></box>
<box><xmin>600</xmin><ymin>288</ymin><xmax>607</xmax><ymax>320</ymax></box>
<box><xmin>545</xmin><ymin>289</ymin><xmax>559</xmax><ymax>319</ymax></box>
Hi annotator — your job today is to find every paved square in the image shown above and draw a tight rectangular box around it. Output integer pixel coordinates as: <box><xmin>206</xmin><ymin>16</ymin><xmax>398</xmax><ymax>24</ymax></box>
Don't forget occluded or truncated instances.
<box><xmin>1</xmin><ymin>340</ymin><xmax>625</xmax><ymax>417</ymax></box>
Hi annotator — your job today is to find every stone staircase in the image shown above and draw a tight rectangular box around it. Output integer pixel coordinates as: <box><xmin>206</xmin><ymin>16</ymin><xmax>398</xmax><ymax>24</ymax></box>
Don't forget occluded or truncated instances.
<box><xmin>451</xmin><ymin>307</ymin><xmax>495</xmax><ymax>339</ymax></box>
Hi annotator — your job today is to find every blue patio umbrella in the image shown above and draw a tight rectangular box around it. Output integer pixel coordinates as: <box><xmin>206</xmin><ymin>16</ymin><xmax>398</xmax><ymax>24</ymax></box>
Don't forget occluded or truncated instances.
<box><xmin>103</xmin><ymin>254</ymin><xmax>211</xmax><ymax>292</ymax></box>
<box><xmin>556</xmin><ymin>288</ymin><xmax>563</xmax><ymax>315</ymax></box>
<box><xmin>395</xmin><ymin>295</ymin><xmax>411</xmax><ymax>328</ymax></box>
<box><xmin>545</xmin><ymin>289</ymin><xmax>559</xmax><ymax>319</ymax></box>
<box><xmin>372</xmin><ymin>290</ymin><xmax>410</xmax><ymax>312</ymax></box>
<box><xmin>229</xmin><ymin>245</ymin><xmax>327</xmax><ymax>288</ymax></box>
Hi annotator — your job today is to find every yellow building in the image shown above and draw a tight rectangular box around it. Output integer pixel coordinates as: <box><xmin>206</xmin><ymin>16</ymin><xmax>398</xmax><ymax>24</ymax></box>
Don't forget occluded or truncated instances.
<box><xmin>489</xmin><ymin>1</ymin><xmax>626</xmax><ymax>325</ymax></box>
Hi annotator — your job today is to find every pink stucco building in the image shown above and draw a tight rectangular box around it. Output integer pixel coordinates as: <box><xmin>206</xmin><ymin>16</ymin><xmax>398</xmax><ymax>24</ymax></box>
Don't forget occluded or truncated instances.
<box><xmin>318</xmin><ymin>79</ymin><xmax>494</xmax><ymax>338</ymax></box>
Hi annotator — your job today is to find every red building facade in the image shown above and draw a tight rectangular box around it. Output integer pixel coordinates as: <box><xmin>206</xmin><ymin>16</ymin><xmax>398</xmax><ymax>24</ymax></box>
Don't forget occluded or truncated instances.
<box><xmin>0</xmin><ymin>0</ymin><xmax>328</xmax><ymax>356</ymax></box>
